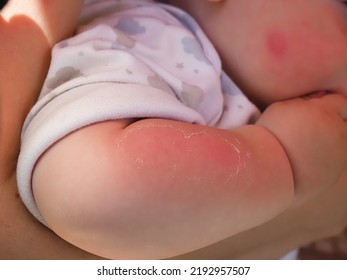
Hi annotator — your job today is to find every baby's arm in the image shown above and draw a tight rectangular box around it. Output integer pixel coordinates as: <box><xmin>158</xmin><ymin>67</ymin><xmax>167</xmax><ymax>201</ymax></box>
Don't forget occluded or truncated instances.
<box><xmin>258</xmin><ymin>94</ymin><xmax>347</xmax><ymax>205</ymax></box>
<box><xmin>32</xmin><ymin>93</ymin><xmax>347</xmax><ymax>259</ymax></box>
<box><xmin>33</xmin><ymin>118</ymin><xmax>293</xmax><ymax>259</ymax></box>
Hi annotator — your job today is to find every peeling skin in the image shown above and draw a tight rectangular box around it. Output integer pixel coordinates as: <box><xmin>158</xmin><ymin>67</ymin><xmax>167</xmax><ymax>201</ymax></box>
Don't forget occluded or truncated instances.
<box><xmin>219</xmin><ymin>136</ymin><xmax>242</xmax><ymax>184</ymax></box>
<box><xmin>116</xmin><ymin>122</ymin><xmax>210</xmax><ymax>149</ymax></box>
<box><xmin>115</xmin><ymin>120</ymin><xmax>248</xmax><ymax>195</ymax></box>
<box><xmin>118</xmin><ymin>121</ymin><xmax>202</xmax><ymax>141</ymax></box>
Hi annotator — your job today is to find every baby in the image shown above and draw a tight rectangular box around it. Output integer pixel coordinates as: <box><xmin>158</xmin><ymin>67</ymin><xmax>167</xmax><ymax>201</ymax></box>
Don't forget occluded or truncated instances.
<box><xmin>17</xmin><ymin>0</ymin><xmax>347</xmax><ymax>259</ymax></box>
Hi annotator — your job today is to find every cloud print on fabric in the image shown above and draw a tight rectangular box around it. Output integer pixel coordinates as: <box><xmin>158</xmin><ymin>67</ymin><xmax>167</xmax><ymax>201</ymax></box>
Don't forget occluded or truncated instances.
<box><xmin>181</xmin><ymin>37</ymin><xmax>211</xmax><ymax>65</ymax></box>
<box><xmin>46</xmin><ymin>67</ymin><xmax>85</xmax><ymax>90</ymax></box>
<box><xmin>115</xmin><ymin>18</ymin><xmax>146</xmax><ymax>35</ymax></box>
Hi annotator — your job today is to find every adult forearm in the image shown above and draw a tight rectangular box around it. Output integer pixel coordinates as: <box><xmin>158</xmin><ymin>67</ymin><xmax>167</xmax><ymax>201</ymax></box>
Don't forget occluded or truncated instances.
<box><xmin>172</xmin><ymin>206</ymin><xmax>320</xmax><ymax>260</ymax></box>
<box><xmin>2</xmin><ymin>0</ymin><xmax>83</xmax><ymax>45</ymax></box>
<box><xmin>175</xmin><ymin>169</ymin><xmax>347</xmax><ymax>260</ymax></box>
<box><xmin>0</xmin><ymin>0</ymin><xmax>83</xmax><ymax>176</ymax></box>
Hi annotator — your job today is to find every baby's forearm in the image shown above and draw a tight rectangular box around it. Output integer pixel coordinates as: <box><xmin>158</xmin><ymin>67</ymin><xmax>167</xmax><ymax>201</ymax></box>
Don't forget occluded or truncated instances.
<box><xmin>32</xmin><ymin>119</ymin><xmax>295</xmax><ymax>259</ymax></box>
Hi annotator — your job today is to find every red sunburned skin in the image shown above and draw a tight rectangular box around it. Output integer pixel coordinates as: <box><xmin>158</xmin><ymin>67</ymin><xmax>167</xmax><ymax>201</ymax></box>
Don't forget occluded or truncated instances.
<box><xmin>113</xmin><ymin>120</ymin><xmax>293</xmax><ymax>218</ymax></box>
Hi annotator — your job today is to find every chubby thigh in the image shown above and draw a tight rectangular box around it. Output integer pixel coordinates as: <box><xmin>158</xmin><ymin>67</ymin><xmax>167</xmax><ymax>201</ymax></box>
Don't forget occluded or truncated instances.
<box><xmin>32</xmin><ymin>118</ymin><xmax>294</xmax><ymax>259</ymax></box>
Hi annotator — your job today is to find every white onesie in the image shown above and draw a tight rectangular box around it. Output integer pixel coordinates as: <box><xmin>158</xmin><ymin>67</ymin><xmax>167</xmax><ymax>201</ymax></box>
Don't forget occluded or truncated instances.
<box><xmin>17</xmin><ymin>0</ymin><xmax>260</xmax><ymax>225</ymax></box>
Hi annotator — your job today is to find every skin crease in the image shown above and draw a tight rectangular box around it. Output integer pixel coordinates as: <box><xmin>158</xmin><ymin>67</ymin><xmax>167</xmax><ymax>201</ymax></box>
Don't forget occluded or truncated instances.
<box><xmin>2</xmin><ymin>0</ymin><xmax>344</xmax><ymax>258</ymax></box>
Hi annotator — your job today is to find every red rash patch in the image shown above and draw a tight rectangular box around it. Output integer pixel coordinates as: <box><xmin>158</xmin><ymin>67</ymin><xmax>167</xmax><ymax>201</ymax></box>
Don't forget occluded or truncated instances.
<box><xmin>266</xmin><ymin>31</ymin><xmax>288</xmax><ymax>59</ymax></box>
